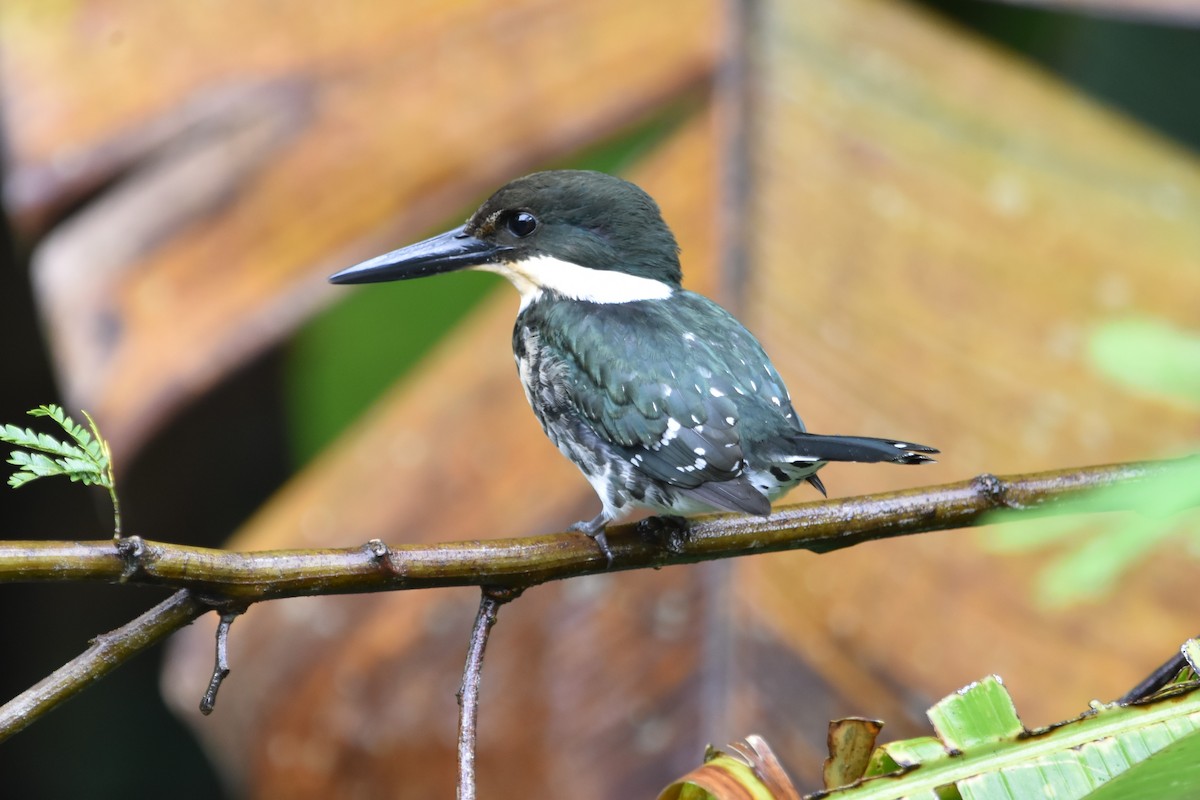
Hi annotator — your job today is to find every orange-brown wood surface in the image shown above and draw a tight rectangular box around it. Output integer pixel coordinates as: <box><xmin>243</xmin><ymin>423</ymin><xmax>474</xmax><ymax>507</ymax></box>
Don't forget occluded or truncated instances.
<box><xmin>729</xmin><ymin>0</ymin><xmax>1200</xmax><ymax>776</ymax></box>
<box><xmin>4</xmin><ymin>0</ymin><xmax>1200</xmax><ymax>797</ymax></box>
<box><xmin>3</xmin><ymin>0</ymin><xmax>717</xmax><ymax>457</ymax></box>
<box><xmin>160</xmin><ymin>116</ymin><xmax>723</xmax><ymax>798</ymax></box>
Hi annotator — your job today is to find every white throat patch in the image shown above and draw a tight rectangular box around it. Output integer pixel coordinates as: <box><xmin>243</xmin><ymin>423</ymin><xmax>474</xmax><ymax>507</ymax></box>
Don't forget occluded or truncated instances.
<box><xmin>473</xmin><ymin>254</ymin><xmax>674</xmax><ymax>310</ymax></box>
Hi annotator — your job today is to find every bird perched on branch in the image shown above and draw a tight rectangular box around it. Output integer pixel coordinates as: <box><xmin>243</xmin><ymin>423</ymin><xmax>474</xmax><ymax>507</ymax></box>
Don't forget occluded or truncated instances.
<box><xmin>331</xmin><ymin>170</ymin><xmax>936</xmax><ymax>564</ymax></box>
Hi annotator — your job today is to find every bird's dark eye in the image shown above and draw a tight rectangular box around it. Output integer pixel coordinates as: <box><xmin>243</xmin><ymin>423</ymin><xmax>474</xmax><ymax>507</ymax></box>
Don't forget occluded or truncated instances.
<box><xmin>506</xmin><ymin>211</ymin><xmax>538</xmax><ymax>238</ymax></box>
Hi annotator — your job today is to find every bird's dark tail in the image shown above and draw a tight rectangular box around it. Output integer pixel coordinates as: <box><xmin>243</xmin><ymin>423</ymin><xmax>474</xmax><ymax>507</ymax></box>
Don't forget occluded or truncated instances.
<box><xmin>783</xmin><ymin>433</ymin><xmax>938</xmax><ymax>465</ymax></box>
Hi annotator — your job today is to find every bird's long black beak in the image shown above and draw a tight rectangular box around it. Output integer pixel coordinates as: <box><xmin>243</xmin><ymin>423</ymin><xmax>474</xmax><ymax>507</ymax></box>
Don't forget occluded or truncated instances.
<box><xmin>328</xmin><ymin>225</ymin><xmax>509</xmax><ymax>285</ymax></box>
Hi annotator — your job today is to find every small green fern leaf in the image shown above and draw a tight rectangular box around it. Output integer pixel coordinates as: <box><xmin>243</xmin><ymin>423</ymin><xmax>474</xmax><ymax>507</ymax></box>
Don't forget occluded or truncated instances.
<box><xmin>29</xmin><ymin>405</ymin><xmax>108</xmax><ymax>468</ymax></box>
<box><xmin>7</xmin><ymin>450</ymin><xmax>62</xmax><ymax>477</ymax></box>
<box><xmin>60</xmin><ymin>457</ymin><xmax>107</xmax><ymax>483</ymax></box>
<box><xmin>8</xmin><ymin>470</ymin><xmax>41</xmax><ymax>489</ymax></box>
<box><xmin>0</xmin><ymin>423</ymin><xmax>89</xmax><ymax>461</ymax></box>
<box><xmin>2</xmin><ymin>405</ymin><xmax>122</xmax><ymax>538</ymax></box>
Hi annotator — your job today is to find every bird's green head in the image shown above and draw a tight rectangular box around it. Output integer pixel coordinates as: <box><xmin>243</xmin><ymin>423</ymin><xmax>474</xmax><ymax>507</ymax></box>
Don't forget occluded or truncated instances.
<box><xmin>330</xmin><ymin>170</ymin><xmax>683</xmax><ymax>303</ymax></box>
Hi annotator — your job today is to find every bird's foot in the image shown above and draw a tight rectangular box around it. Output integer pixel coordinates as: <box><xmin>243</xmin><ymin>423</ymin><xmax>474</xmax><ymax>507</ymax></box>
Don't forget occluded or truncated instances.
<box><xmin>636</xmin><ymin>514</ymin><xmax>690</xmax><ymax>555</ymax></box>
<box><xmin>569</xmin><ymin>513</ymin><xmax>614</xmax><ymax>568</ymax></box>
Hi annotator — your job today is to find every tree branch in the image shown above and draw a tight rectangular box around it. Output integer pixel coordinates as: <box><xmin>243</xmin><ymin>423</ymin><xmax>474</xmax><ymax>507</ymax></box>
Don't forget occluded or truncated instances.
<box><xmin>457</xmin><ymin>587</ymin><xmax>521</xmax><ymax>800</ymax></box>
<box><xmin>200</xmin><ymin>609</ymin><xmax>244</xmax><ymax>715</ymax></box>
<box><xmin>0</xmin><ymin>461</ymin><xmax>1185</xmax><ymax>598</ymax></box>
<box><xmin>0</xmin><ymin>460</ymin><xmax>1190</xmax><ymax>743</ymax></box>
<box><xmin>0</xmin><ymin>589</ymin><xmax>207</xmax><ymax>742</ymax></box>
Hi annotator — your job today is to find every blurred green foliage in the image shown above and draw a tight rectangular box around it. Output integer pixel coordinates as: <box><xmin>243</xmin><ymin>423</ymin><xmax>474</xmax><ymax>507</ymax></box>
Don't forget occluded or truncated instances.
<box><xmin>985</xmin><ymin>320</ymin><xmax>1200</xmax><ymax>607</ymax></box>
<box><xmin>1091</xmin><ymin>318</ymin><xmax>1200</xmax><ymax>406</ymax></box>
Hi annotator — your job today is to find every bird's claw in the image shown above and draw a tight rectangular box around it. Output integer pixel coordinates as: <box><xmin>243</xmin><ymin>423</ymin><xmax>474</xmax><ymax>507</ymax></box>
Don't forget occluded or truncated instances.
<box><xmin>588</xmin><ymin>529</ymin><xmax>614</xmax><ymax>569</ymax></box>
<box><xmin>569</xmin><ymin>516</ymin><xmax>615</xmax><ymax>568</ymax></box>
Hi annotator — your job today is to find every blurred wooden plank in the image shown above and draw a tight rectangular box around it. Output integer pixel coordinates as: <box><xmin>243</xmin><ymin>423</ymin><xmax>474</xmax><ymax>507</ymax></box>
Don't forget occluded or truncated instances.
<box><xmin>745</xmin><ymin>0</ymin><xmax>1199</xmax><ymax>487</ymax></box>
<box><xmin>0</xmin><ymin>0</ymin><xmax>717</xmax><ymax>459</ymax></box>
<box><xmin>734</xmin><ymin>0</ymin><xmax>1200</xmax><ymax>784</ymax></box>
<box><xmin>745</xmin><ymin>0</ymin><xmax>1200</xmax><ymax>498</ymax></box>
<box><xmin>162</xmin><ymin>111</ymin><xmax>724</xmax><ymax>799</ymax></box>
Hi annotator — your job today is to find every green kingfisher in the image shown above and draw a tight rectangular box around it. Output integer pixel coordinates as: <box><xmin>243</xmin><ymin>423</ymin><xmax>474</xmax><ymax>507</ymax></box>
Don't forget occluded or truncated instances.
<box><xmin>330</xmin><ymin>170</ymin><xmax>936</xmax><ymax>564</ymax></box>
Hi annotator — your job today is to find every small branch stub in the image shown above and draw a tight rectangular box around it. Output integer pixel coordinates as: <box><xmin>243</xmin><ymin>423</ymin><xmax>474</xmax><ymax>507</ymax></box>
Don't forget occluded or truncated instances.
<box><xmin>200</xmin><ymin>610</ymin><xmax>242</xmax><ymax>715</ymax></box>
<box><xmin>115</xmin><ymin>535</ymin><xmax>146</xmax><ymax>582</ymax></box>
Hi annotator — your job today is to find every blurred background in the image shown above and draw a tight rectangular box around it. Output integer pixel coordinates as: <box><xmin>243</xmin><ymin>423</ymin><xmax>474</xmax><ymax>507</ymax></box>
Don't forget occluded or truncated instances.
<box><xmin>0</xmin><ymin>1</ymin><xmax>1198</xmax><ymax>797</ymax></box>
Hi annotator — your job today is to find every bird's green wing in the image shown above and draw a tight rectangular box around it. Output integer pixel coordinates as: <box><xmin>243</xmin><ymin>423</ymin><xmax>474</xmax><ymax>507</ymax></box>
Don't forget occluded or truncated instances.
<box><xmin>526</xmin><ymin>293</ymin><xmax>797</xmax><ymax>512</ymax></box>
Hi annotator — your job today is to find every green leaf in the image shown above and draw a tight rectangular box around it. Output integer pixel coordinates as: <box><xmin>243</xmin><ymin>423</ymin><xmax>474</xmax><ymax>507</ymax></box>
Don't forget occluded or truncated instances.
<box><xmin>29</xmin><ymin>404</ymin><xmax>108</xmax><ymax>467</ymax></box>
<box><xmin>822</xmin><ymin>661</ymin><xmax>1200</xmax><ymax>800</ymax></box>
<box><xmin>980</xmin><ymin>318</ymin><xmax>1200</xmax><ymax>608</ymax></box>
<box><xmin>864</xmin><ymin>736</ymin><xmax>946</xmax><ymax>776</ymax></box>
<box><xmin>7</xmin><ymin>451</ymin><xmax>62</xmax><ymax>477</ymax></box>
<box><xmin>1089</xmin><ymin>319</ymin><xmax>1200</xmax><ymax>407</ymax></box>
<box><xmin>2</xmin><ymin>405</ymin><xmax>122</xmax><ymax>537</ymax></box>
<box><xmin>7</xmin><ymin>470</ymin><xmax>40</xmax><ymax>489</ymax></box>
<box><xmin>58</xmin><ymin>457</ymin><xmax>107</xmax><ymax>483</ymax></box>
<box><xmin>0</xmin><ymin>423</ymin><xmax>89</xmax><ymax>461</ymax></box>
<box><xmin>1083</xmin><ymin>728</ymin><xmax>1200</xmax><ymax>800</ymax></box>
<box><xmin>1034</xmin><ymin>515</ymin><xmax>1182</xmax><ymax>607</ymax></box>
<box><xmin>927</xmin><ymin>676</ymin><xmax>1023</xmax><ymax>751</ymax></box>
<box><xmin>980</xmin><ymin>459</ymin><xmax>1200</xmax><ymax>607</ymax></box>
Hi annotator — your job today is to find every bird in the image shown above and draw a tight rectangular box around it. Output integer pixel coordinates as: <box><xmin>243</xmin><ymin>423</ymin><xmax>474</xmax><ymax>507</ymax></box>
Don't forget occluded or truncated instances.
<box><xmin>329</xmin><ymin>170</ymin><xmax>936</xmax><ymax>565</ymax></box>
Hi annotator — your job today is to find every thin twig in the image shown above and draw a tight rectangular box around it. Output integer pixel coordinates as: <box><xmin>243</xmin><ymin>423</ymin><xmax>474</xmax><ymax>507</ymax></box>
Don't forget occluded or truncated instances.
<box><xmin>0</xmin><ymin>461</ymin><xmax>1184</xmax><ymax>598</ymax></box>
<box><xmin>457</xmin><ymin>588</ymin><xmax>520</xmax><ymax>800</ymax></box>
<box><xmin>0</xmin><ymin>589</ymin><xmax>207</xmax><ymax>742</ymax></box>
<box><xmin>200</xmin><ymin>610</ymin><xmax>242</xmax><ymax>715</ymax></box>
